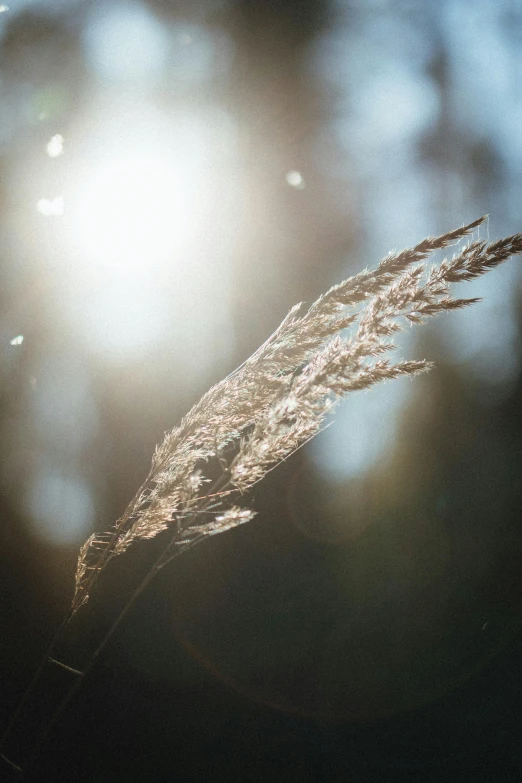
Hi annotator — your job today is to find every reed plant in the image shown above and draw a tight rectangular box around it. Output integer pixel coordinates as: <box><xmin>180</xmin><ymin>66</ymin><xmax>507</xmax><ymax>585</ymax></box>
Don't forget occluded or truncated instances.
<box><xmin>1</xmin><ymin>216</ymin><xmax>521</xmax><ymax>775</ymax></box>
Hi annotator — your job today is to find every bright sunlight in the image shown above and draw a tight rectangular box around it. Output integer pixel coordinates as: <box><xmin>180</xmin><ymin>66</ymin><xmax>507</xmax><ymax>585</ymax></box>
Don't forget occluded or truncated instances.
<box><xmin>69</xmin><ymin>153</ymin><xmax>193</xmax><ymax>275</ymax></box>
<box><xmin>49</xmin><ymin>100</ymin><xmax>227</xmax><ymax>360</ymax></box>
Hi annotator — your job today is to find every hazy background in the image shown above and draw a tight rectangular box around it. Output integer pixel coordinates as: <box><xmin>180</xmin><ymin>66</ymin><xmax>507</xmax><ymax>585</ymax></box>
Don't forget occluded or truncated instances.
<box><xmin>1</xmin><ymin>1</ymin><xmax>522</xmax><ymax>780</ymax></box>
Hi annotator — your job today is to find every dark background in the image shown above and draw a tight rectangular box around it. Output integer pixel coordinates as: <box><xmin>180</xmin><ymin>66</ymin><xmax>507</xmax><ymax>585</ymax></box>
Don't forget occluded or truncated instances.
<box><xmin>1</xmin><ymin>1</ymin><xmax>522</xmax><ymax>780</ymax></box>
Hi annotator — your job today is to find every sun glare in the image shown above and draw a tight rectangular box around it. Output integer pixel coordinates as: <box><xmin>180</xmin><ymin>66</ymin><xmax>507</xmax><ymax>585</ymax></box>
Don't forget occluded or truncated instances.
<box><xmin>59</xmin><ymin>145</ymin><xmax>205</xmax><ymax>357</ymax></box>
<box><xmin>28</xmin><ymin>97</ymin><xmax>236</xmax><ymax>361</ymax></box>
<box><xmin>69</xmin><ymin>153</ymin><xmax>193</xmax><ymax>276</ymax></box>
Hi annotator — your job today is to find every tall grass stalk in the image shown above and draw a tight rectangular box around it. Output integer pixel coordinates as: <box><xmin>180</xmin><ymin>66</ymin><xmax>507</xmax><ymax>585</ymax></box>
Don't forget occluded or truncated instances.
<box><xmin>1</xmin><ymin>216</ymin><xmax>521</xmax><ymax>774</ymax></box>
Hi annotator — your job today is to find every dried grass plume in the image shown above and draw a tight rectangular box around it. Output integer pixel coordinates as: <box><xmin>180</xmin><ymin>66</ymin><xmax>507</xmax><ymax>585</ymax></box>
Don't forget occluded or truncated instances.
<box><xmin>72</xmin><ymin>217</ymin><xmax>522</xmax><ymax>613</ymax></box>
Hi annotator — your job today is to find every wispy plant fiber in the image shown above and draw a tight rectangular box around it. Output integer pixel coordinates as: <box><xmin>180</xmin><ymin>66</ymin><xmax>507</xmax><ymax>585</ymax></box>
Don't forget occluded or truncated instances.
<box><xmin>72</xmin><ymin>217</ymin><xmax>522</xmax><ymax>612</ymax></box>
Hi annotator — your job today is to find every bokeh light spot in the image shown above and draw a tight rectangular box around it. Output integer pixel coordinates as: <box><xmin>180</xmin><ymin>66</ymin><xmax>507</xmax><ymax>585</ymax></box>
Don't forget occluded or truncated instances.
<box><xmin>311</xmin><ymin>376</ymin><xmax>413</xmax><ymax>481</ymax></box>
<box><xmin>286</xmin><ymin>170</ymin><xmax>306</xmax><ymax>189</ymax></box>
<box><xmin>84</xmin><ymin>1</ymin><xmax>170</xmax><ymax>83</ymax></box>
<box><xmin>46</xmin><ymin>133</ymin><xmax>64</xmax><ymax>157</ymax></box>
<box><xmin>36</xmin><ymin>196</ymin><xmax>64</xmax><ymax>216</ymax></box>
<box><xmin>27</xmin><ymin>466</ymin><xmax>94</xmax><ymax>545</ymax></box>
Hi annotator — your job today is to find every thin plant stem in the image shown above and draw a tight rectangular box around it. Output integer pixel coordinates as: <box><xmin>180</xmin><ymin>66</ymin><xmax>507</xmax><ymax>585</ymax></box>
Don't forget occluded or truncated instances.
<box><xmin>0</xmin><ymin>475</ymin><xmax>154</xmax><ymax>767</ymax></box>
<box><xmin>0</xmin><ymin>616</ymin><xmax>70</xmax><ymax>758</ymax></box>
<box><xmin>22</xmin><ymin>534</ymin><xmax>204</xmax><ymax>775</ymax></box>
<box><xmin>18</xmin><ymin>474</ymin><xmax>233</xmax><ymax>775</ymax></box>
